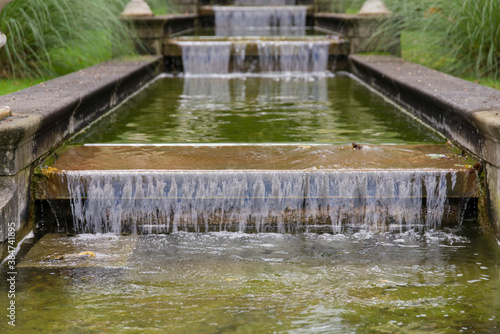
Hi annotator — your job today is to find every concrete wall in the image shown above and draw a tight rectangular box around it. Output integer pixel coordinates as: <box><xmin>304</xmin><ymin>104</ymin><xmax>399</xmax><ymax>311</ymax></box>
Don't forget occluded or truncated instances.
<box><xmin>314</xmin><ymin>13</ymin><xmax>400</xmax><ymax>56</ymax></box>
<box><xmin>350</xmin><ymin>55</ymin><xmax>500</xmax><ymax>234</ymax></box>
<box><xmin>0</xmin><ymin>57</ymin><xmax>163</xmax><ymax>258</ymax></box>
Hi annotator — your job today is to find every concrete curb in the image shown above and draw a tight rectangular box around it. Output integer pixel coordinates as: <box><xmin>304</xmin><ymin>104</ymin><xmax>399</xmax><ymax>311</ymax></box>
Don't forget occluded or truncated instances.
<box><xmin>0</xmin><ymin>56</ymin><xmax>163</xmax><ymax>176</ymax></box>
<box><xmin>349</xmin><ymin>55</ymin><xmax>500</xmax><ymax>168</ymax></box>
<box><xmin>349</xmin><ymin>54</ymin><xmax>500</xmax><ymax>233</ymax></box>
<box><xmin>0</xmin><ymin>56</ymin><xmax>163</xmax><ymax>246</ymax></box>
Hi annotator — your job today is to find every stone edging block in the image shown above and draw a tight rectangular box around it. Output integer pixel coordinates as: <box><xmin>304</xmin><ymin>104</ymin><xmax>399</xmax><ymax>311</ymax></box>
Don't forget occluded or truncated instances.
<box><xmin>349</xmin><ymin>54</ymin><xmax>500</xmax><ymax>168</ymax></box>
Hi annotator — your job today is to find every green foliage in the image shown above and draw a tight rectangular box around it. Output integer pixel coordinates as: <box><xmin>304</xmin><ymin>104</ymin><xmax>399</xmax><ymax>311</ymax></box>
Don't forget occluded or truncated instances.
<box><xmin>0</xmin><ymin>77</ymin><xmax>49</xmax><ymax>95</ymax></box>
<box><xmin>439</xmin><ymin>0</ymin><xmax>500</xmax><ymax>78</ymax></box>
<box><xmin>369</xmin><ymin>0</ymin><xmax>499</xmax><ymax>80</ymax></box>
<box><xmin>0</xmin><ymin>0</ymin><xmax>138</xmax><ymax>78</ymax></box>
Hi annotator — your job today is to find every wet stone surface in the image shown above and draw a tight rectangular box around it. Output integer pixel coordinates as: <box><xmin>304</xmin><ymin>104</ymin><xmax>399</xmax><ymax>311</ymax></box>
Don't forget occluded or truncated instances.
<box><xmin>50</xmin><ymin>144</ymin><xmax>475</xmax><ymax>172</ymax></box>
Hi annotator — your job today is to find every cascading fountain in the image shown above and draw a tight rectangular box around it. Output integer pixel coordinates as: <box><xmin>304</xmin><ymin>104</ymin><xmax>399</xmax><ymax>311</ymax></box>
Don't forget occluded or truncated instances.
<box><xmin>11</xmin><ymin>1</ymin><xmax>500</xmax><ymax>332</ymax></box>
<box><xmin>165</xmin><ymin>0</ymin><xmax>343</xmax><ymax>74</ymax></box>
<box><xmin>213</xmin><ymin>5</ymin><xmax>307</xmax><ymax>36</ymax></box>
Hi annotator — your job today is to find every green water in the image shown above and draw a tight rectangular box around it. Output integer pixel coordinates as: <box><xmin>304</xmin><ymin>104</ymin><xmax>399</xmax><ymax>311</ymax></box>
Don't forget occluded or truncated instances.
<box><xmin>2</xmin><ymin>231</ymin><xmax>499</xmax><ymax>333</ymax></box>
<box><xmin>74</xmin><ymin>74</ymin><xmax>444</xmax><ymax>145</ymax></box>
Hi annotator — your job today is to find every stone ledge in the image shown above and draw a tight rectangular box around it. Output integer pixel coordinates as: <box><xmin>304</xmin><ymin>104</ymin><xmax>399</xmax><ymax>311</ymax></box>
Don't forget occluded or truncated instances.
<box><xmin>349</xmin><ymin>54</ymin><xmax>500</xmax><ymax>168</ymax></box>
<box><xmin>314</xmin><ymin>13</ymin><xmax>400</xmax><ymax>55</ymax></box>
<box><xmin>0</xmin><ymin>56</ymin><xmax>163</xmax><ymax>176</ymax></box>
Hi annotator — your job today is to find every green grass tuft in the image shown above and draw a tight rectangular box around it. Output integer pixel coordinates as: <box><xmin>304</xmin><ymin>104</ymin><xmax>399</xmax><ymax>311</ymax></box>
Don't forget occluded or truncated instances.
<box><xmin>0</xmin><ymin>0</ymin><xmax>140</xmax><ymax>78</ymax></box>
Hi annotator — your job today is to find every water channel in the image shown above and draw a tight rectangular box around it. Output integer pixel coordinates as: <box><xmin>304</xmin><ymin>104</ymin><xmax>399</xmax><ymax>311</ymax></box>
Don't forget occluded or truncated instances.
<box><xmin>2</xmin><ymin>2</ymin><xmax>500</xmax><ymax>333</ymax></box>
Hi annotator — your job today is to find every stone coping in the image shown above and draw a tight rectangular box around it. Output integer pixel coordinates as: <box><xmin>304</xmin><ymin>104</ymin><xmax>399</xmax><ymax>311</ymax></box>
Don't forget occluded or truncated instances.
<box><xmin>349</xmin><ymin>55</ymin><xmax>500</xmax><ymax>168</ymax></box>
<box><xmin>0</xmin><ymin>56</ymin><xmax>163</xmax><ymax>176</ymax></box>
<box><xmin>120</xmin><ymin>13</ymin><xmax>198</xmax><ymax>23</ymax></box>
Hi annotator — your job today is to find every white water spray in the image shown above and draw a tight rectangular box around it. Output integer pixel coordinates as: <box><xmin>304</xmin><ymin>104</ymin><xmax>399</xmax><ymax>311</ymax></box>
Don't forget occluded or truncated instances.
<box><xmin>64</xmin><ymin>170</ymin><xmax>455</xmax><ymax>234</ymax></box>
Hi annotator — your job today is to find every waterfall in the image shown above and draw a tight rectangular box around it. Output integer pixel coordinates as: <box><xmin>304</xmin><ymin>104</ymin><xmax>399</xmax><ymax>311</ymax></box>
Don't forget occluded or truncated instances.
<box><xmin>64</xmin><ymin>170</ymin><xmax>456</xmax><ymax>234</ymax></box>
<box><xmin>214</xmin><ymin>6</ymin><xmax>307</xmax><ymax>36</ymax></box>
<box><xmin>178</xmin><ymin>41</ymin><xmax>330</xmax><ymax>74</ymax></box>
<box><xmin>178</xmin><ymin>41</ymin><xmax>232</xmax><ymax>74</ymax></box>
<box><xmin>258</xmin><ymin>41</ymin><xmax>330</xmax><ymax>72</ymax></box>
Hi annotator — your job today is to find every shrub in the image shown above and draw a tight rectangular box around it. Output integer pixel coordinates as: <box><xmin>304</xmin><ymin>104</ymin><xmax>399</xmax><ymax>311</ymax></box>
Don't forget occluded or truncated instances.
<box><xmin>0</xmin><ymin>0</ymin><xmax>138</xmax><ymax>78</ymax></box>
<box><xmin>354</xmin><ymin>0</ymin><xmax>500</xmax><ymax>79</ymax></box>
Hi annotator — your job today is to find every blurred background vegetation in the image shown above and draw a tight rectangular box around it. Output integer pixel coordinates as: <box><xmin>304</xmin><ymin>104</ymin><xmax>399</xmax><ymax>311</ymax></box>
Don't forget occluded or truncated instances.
<box><xmin>319</xmin><ymin>0</ymin><xmax>499</xmax><ymax>88</ymax></box>
<box><xmin>0</xmin><ymin>0</ymin><xmax>179</xmax><ymax>94</ymax></box>
<box><xmin>0</xmin><ymin>0</ymin><xmax>499</xmax><ymax>94</ymax></box>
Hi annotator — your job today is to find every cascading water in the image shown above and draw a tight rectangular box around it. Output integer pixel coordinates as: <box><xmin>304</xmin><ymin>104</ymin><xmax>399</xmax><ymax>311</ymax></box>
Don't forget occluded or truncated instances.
<box><xmin>258</xmin><ymin>41</ymin><xmax>330</xmax><ymax>72</ymax></box>
<box><xmin>178</xmin><ymin>41</ymin><xmax>232</xmax><ymax>74</ymax></box>
<box><xmin>178</xmin><ymin>40</ymin><xmax>330</xmax><ymax>74</ymax></box>
<box><xmin>213</xmin><ymin>6</ymin><xmax>307</xmax><ymax>36</ymax></box>
<box><xmin>64</xmin><ymin>170</ymin><xmax>455</xmax><ymax>234</ymax></box>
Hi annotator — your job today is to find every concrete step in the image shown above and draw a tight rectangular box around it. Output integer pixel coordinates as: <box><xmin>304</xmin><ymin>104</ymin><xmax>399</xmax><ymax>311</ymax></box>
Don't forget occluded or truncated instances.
<box><xmin>34</xmin><ymin>144</ymin><xmax>480</xmax><ymax>234</ymax></box>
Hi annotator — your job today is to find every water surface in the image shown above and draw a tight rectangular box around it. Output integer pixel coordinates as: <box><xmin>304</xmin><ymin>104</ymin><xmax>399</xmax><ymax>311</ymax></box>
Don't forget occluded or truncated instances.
<box><xmin>4</xmin><ymin>231</ymin><xmax>499</xmax><ymax>333</ymax></box>
<box><xmin>74</xmin><ymin>75</ymin><xmax>443</xmax><ymax>145</ymax></box>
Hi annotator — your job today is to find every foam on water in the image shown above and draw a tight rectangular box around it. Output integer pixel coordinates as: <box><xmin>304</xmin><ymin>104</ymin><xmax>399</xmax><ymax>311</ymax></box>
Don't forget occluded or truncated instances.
<box><xmin>64</xmin><ymin>170</ymin><xmax>457</xmax><ymax>234</ymax></box>
<box><xmin>214</xmin><ymin>6</ymin><xmax>307</xmax><ymax>36</ymax></box>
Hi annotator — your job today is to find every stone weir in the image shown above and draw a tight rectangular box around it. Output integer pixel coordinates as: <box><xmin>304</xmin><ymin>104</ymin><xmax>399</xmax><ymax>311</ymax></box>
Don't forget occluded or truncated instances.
<box><xmin>164</xmin><ymin>36</ymin><xmax>348</xmax><ymax>73</ymax></box>
<box><xmin>34</xmin><ymin>144</ymin><xmax>480</xmax><ymax>235</ymax></box>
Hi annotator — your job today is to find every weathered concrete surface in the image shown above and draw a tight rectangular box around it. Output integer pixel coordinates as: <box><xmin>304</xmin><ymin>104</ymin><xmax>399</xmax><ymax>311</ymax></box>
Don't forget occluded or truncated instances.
<box><xmin>122</xmin><ymin>14</ymin><xmax>197</xmax><ymax>55</ymax></box>
<box><xmin>314</xmin><ymin>13</ymin><xmax>400</xmax><ymax>56</ymax></box>
<box><xmin>0</xmin><ymin>57</ymin><xmax>163</xmax><ymax>250</ymax></box>
<box><xmin>349</xmin><ymin>54</ymin><xmax>500</xmax><ymax>233</ymax></box>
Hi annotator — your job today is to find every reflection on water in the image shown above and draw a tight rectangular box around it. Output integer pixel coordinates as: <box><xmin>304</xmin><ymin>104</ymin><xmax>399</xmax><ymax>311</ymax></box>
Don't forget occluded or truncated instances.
<box><xmin>4</xmin><ymin>232</ymin><xmax>499</xmax><ymax>333</ymax></box>
<box><xmin>74</xmin><ymin>75</ymin><xmax>443</xmax><ymax>145</ymax></box>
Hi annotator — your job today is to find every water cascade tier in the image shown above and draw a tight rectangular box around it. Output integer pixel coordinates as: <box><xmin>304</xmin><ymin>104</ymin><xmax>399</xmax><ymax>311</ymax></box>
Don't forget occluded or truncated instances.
<box><xmin>209</xmin><ymin>6</ymin><xmax>308</xmax><ymax>36</ymax></box>
<box><xmin>234</xmin><ymin>0</ymin><xmax>297</xmax><ymax>5</ymax></box>
<box><xmin>166</xmin><ymin>36</ymin><xmax>346</xmax><ymax>74</ymax></box>
<box><xmin>35</xmin><ymin>145</ymin><xmax>480</xmax><ymax>234</ymax></box>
